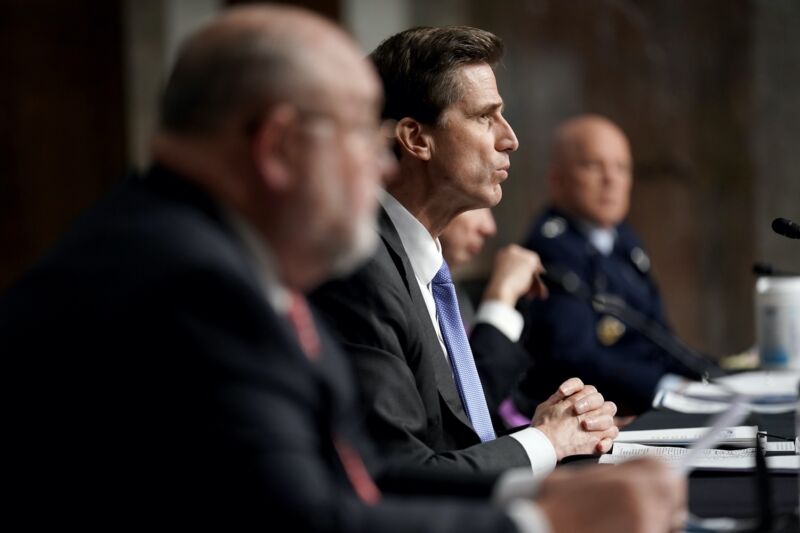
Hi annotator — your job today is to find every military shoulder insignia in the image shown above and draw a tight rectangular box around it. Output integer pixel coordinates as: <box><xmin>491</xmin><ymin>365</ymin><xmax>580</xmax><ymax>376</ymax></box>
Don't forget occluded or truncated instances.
<box><xmin>630</xmin><ymin>247</ymin><xmax>651</xmax><ymax>273</ymax></box>
<box><xmin>596</xmin><ymin>315</ymin><xmax>626</xmax><ymax>346</ymax></box>
<box><xmin>541</xmin><ymin>216</ymin><xmax>567</xmax><ymax>239</ymax></box>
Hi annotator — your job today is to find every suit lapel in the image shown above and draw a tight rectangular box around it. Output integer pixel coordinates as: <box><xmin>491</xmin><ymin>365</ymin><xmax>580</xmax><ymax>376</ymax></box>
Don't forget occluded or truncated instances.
<box><xmin>377</xmin><ymin>208</ymin><xmax>473</xmax><ymax>430</ymax></box>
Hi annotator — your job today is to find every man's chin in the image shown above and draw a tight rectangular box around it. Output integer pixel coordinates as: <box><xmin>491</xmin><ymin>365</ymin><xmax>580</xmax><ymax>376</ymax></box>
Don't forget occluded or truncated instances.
<box><xmin>467</xmin><ymin>188</ymin><xmax>502</xmax><ymax>211</ymax></box>
<box><xmin>595</xmin><ymin>213</ymin><xmax>627</xmax><ymax>228</ymax></box>
<box><xmin>488</xmin><ymin>184</ymin><xmax>503</xmax><ymax>207</ymax></box>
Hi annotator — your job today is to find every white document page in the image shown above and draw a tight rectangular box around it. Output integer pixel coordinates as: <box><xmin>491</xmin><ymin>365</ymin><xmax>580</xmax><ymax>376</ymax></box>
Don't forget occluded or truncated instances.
<box><xmin>615</xmin><ymin>425</ymin><xmax>758</xmax><ymax>447</ymax></box>
<box><xmin>600</xmin><ymin>442</ymin><xmax>799</xmax><ymax>472</ymax></box>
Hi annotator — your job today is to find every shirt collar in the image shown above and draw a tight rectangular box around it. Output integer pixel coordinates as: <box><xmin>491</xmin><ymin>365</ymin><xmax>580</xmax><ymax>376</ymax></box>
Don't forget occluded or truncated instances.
<box><xmin>576</xmin><ymin>218</ymin><xmax>617</xmax><ymax>256</ymax></box>
<box><xmin>379</xmin><ymin>191</ymin><xmax>443</xmax><ymax>286</ymax></box>
<box><xmin>224</xmin><ymin>208</ymin><xmax>291</xmax><ymax>313</ymax></box>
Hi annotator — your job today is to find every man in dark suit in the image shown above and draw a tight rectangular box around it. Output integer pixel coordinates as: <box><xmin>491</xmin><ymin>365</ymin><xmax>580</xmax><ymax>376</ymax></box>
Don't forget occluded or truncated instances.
<box><xmin>509</xmin><ymin>115</ymin><xmax>704</xmax><ymax>418</ymax></box>
<box><xmin>440</xmin><ymin>207</ymin><xmax>545</xmax><ymax>418</ymax></box>
<box><xmin>2</xmin><ymin>8</ymin><xmax>686</xmax><ymax>532</ymax></box>
<box><xmin>311</xmin><ymin>27</ymin><xmax>619</xmax><ymax>478</ymax></box>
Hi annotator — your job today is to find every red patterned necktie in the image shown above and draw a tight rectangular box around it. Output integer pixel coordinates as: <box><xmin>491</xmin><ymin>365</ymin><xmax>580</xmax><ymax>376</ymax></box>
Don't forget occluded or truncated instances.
<box><xmin>285</xmin><ymin>291</ymin><xmax>381</xmax><ymax>505</ymax></box>
<box><xmin>333</xmin><ymin>437</ymin><xmax>382</xmax><ymax>505</ymax></box>
<box><xmin>286</xmin><ymin>291</ymin><xmax>321</xmax><ymax>360</ymax></box>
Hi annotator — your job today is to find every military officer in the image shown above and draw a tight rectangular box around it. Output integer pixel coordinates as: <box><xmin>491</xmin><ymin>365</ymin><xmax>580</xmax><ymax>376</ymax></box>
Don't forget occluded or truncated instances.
<box><xmin>507</xmin><ymin>115</ymin><xmax>704</xmax><ymax>417</ymax></box>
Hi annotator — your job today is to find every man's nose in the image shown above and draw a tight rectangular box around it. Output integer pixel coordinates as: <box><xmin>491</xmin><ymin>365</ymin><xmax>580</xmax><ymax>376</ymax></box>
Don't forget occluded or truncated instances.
<box><xmin>496</xmin><ymin>115</ymin><xmax>519</xmax><ymax>153</ymax></box>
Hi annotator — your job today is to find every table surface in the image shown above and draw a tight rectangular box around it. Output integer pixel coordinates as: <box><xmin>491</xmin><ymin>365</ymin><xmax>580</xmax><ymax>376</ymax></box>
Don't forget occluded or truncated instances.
<box><xmin>624</xmin><ymin>409</ymin><xmax>798</xmax><ymax>521</ymax></box>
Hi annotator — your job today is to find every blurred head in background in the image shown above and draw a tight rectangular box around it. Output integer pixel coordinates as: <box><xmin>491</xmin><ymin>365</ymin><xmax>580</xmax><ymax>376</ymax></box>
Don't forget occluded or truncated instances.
<box><xmin>549</xmin><ymin>114</ymin><xmax>632</xmax><ymax>229</ymax></box>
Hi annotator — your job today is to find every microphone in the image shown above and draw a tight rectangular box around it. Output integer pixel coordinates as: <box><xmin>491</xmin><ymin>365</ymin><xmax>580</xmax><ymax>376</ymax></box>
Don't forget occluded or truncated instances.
<box><xmin>590</xmin><ymin>293</ymin><xmax>725</xmax><ymax>380</ymax></box>
<box><xmin>540</xmin><ymin>266</ymin><xmax>591</xmax><ymax>301</ymax></box>
<box><xmin>752</xmin><ymin>262</ymin><xmax>799</xmax><ymax>277</ymax></box>
<box><xmin>540</xmin><ymin>266</ymin><xmax>723</xmax><ymax>380</ymax></box>
<box><xmin>772</xmin><ymin>218</ymin><xmax>800</xmax><ymax>240</ymax></box>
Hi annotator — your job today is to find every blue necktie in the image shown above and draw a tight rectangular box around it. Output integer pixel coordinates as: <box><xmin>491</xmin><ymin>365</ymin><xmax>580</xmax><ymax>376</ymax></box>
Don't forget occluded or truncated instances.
<box><xmin>431</xmin><ymin>261</ymin><xmax>496</xmax><ymax>442</ymax></box>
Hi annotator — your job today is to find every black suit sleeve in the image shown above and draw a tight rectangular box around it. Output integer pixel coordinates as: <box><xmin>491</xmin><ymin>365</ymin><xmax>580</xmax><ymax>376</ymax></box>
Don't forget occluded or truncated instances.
<box><xmin>471</xmin><ymin>322</ymin><xmax>530</xmax><ymax>413</ymax></box>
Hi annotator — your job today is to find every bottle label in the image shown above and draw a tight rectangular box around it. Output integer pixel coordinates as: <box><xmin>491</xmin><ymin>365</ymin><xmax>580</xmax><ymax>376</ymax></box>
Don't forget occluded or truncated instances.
<box><xmin>758</xmin><ymin>303</ymin><xmax>800</xmax><ymax>369</ymax></box>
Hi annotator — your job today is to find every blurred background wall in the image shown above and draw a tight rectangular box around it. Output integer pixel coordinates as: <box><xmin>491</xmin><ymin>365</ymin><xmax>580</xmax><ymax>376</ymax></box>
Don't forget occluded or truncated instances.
<box><xmin>1</xmin><ymin>0</ymin><xmax>798</xmax><ymax>357</ymax></box>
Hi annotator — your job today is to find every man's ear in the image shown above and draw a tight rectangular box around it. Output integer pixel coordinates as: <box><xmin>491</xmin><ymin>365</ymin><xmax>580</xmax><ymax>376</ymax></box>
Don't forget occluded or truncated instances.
<box><xmin>395</xmin><ymin>117</ymin><xmax>432</xmax><ymax>161</ymax></box>
<box><xmin>250</xmin><ymin>104</ymin><xmax>297</xmax><ymax>191</ymax></box>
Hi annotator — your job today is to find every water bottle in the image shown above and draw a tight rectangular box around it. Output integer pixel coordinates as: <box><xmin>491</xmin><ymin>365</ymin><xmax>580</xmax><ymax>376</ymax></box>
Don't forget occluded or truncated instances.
<box><xmin>754</xmin><ymin>276</ymin><xmax>800</xmax><ymax>369</ymax></box>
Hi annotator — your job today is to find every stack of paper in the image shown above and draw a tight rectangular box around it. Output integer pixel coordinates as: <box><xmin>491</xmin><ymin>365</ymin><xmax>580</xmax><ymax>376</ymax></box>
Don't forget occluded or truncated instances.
<box><xmin>615</xmin><ymin>426</ymin><xmax>758</xmax><ymax>448</ymax></box>
<box><xmin>713</xmin><ymin>370</ymin><xmax>800</xmax><ymax>399</ymax></box>
<box><xmin>653</xmin><ymin>370</ymin><xmax>800</xmax><ymax>414</ymax></box>
<box><xmin>600</xmin><ymin>442</ymin><xmax>799</xmax><ymax>472</ymax></box>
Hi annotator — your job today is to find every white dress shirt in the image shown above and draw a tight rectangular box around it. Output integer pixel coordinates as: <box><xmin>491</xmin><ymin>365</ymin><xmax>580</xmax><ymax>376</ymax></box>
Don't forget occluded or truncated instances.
<box><xmin>474</xmin><ymin>300</ymin><xmax>525</xmax><ymax>341</ymax></box>
<box><xmin>576</xmin><ymin>219</ymin><xmax>617</xmax><ymax>256</ymax></box>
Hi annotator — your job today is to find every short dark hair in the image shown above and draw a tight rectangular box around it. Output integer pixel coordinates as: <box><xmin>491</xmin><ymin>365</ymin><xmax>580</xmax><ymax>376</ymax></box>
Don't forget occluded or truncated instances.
<box><xmin>369</xmin><ymin>26</ymin><xmax>504</xmax><ymax>125</ymax></box>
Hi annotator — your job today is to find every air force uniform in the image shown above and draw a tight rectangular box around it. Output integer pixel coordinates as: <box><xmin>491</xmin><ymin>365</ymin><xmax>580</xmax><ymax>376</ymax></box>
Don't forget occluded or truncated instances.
<box><xmin>511</xmin><ymin>207</ymin><xmax>702</xmax><ymax>415</ymax></box>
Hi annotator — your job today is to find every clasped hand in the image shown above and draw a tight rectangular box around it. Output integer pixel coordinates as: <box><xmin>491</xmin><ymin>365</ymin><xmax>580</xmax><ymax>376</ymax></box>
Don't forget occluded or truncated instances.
<box><xmin>532</xmin><ymin>377</ymin><xmax>619</xmax><ymax>460</ymax></box>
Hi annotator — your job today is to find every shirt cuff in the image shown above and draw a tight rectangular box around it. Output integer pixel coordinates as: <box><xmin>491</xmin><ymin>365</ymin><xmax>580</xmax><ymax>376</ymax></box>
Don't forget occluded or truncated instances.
<box><xmin>508</xmin><ymin>427</ymin><xmax>557</xmax><ymax>480</ymax></box>
<box><xmin>505</xmin><ymin>500</ymin><xmax>552</xmax><ymax>533</ymax></box>
<box><xmin>474</xmin><ymin>300</ymin><xmax>524</xmax><ymax>342</ymax></box>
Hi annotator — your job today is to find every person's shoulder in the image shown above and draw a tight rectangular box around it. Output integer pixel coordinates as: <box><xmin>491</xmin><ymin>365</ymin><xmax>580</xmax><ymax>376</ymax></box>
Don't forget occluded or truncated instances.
<box><xmin>614</xmin><ymin>221</ymin><xmax>653</xmax><ymax>276</ymax></box>
<box><xmin>525</xmin><ymin>207</ymin><xmax>574</xmax><ymax>244</ymax></box>
<box><xmin>524</xmin><ymin>207</ymin><xmax>559</xmax><ymax>242</ymax></box>
<box><xmin>615</xmin><ymin>220</ymin><xmax>646</xmax><ymax>249</ymax></box>
<box><xmin>311</xmin><ymin>236</ymin><xmax>408</xmax><ymax>313</ymax></box>
<box><xmin>524</xmin><ymin>207</ymin><xmax>591</xmax><ymax>265</ymax></box>
<box><xmin>22</xmin><ymin>167</ymin><xmax>237</xmax><ymax>277</ymax></box>
<box><xmin>81</xmin><ymin>168</ymin><xmax>260</xmax><ymax>291</ymax></box>
<box><xmin>132</xmin><ymin>189</ymin><xmax>249</xmax><ymax>283</ymax></box>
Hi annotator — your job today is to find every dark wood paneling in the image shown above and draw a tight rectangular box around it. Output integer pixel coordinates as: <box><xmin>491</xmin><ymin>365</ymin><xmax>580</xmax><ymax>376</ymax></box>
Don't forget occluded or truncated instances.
<box><xmin>472</xmin><ymin>0</ymin><xmax>758</xmax><ymax>355</ymax></box>
<box><xmin>0</xmin><ymin>0</ymin><xmax>126</xmax><ymax>290</ymax></box>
